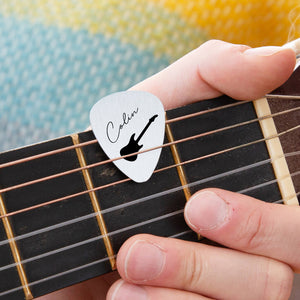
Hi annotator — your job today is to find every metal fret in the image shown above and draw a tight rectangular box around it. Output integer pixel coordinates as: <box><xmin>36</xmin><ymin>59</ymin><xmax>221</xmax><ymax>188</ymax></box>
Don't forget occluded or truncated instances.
<box><xmin>165</xmin><ymin>121</ymin><xmax>191</xmax><ymax>201</ymax></box>
<box><xmin>0</xmin><ymin>194</ymin><xmax>33</xmax><ymax>300</ymax></box>
<box><xmin>165</xmin><ymin>121</ymin><xmax>201</xmax><ymax>239</ymax></box>
<box><xmin>71</xmin><ymin>134</ymin><xmax>116</xmax><ymax>270</ymax></box>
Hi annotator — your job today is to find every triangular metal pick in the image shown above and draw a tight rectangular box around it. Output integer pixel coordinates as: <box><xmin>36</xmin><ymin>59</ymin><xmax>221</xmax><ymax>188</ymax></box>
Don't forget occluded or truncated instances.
<box><xmin>90</xmin><ymin>91</ymin><xmax>165</xmax><ymax>183</ymax></box>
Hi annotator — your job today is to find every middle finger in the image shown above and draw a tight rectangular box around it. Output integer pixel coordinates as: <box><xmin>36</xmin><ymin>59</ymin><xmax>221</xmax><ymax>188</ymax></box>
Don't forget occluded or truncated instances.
<box><xmin>116</xmin><ymin>234</ymin><xmax>293</xmax><ymax>300</ymax></box>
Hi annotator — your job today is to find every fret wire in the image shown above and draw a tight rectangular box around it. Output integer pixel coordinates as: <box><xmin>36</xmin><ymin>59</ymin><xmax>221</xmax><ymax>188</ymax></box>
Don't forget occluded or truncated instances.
<box><xmin>1</xmin><ymin>106</ymin><xmax>299</xmax><ymax>195</ymax></box>
<box><xmin>0</xmin><ymin>194</ymin><xmax>33</xmax><ymax>300</ymax></box>
<box><xmin>165</xmin><ymin>120</ymin><xmax>192</xmax><ymax>200</ymax></box>
<box><xmin>0</xmin><ymin>126</ymin><xmax>299</xmax><ymax>221</ymax></box>
<box><xmin>71</xmin><ymin>134</ymin><xmax>116</xmax><ymax>270</ymax></box>
<box><xmin>0</xmin><ymin>97</ymin><xmax>297</xmax><ymax>170</ymax></box>
<box><xmin>0</xmin><ymin>174</ymin><xmax>298</xmax><ymax>295</ymax></box>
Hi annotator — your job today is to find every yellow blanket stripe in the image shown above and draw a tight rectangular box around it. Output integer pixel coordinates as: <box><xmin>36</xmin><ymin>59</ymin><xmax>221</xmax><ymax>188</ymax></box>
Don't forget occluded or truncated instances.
<box><xmin>157</xmin><ymin>0</ymin><xmax>300</xmax><ymax>47</ymax></box>
<box><xmin>1</xmin><ymin>1</ymin><xmax>299</xmax><ymax>55</ymax></box>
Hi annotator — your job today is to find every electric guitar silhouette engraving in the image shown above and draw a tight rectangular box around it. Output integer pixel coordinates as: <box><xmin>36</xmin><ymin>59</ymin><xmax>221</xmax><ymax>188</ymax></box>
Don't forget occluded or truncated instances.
<box><xmin>120</xmin><ymin>114</ymin><xmax>158</xmax><ymax>161</ymax></box>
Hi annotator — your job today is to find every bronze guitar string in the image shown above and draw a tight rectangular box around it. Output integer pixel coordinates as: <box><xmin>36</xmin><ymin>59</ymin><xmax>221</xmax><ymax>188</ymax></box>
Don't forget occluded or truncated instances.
<box><xmin>0</xmin><ymin>170</ymin><xmax>299</xmax><ymax>298</ymax></box>
<box><xmin>0</xmin><ymin>96</ymin><xmax>298</xmax><ymax>171</ymax></box>
<box><xmin>0</xmin><ymin>106</ymin><xmax>299</xmax><ymax>195</ymax></box>
<box><xmin>0</xmin><ymin>122</ymin><xmax>299</xmax><ymax>220</ymax></box>
<box><xmin>0</xmin><ymin>99</ymin><xmax>254</xmax><ymax>169</ymax></box>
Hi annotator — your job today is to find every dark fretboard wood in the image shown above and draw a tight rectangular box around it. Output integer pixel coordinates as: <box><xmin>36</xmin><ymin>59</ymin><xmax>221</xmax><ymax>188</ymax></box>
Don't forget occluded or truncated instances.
<box><xmin>0</xmin><ymin>90</ymin><xmax>298</xmax><ymax>299</ymax></box>
<box><xmin>268</xmin><ymin>66</ymin><xmax>300</xmax><ymax>194</ymax></box>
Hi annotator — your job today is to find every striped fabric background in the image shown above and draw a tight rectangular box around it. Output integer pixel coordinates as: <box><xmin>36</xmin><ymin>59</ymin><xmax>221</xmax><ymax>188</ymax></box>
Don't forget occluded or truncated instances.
<box><xmin>0</xmin><ymin>0</ymin><xmax>299</xmax><ymax>151</ymax></box>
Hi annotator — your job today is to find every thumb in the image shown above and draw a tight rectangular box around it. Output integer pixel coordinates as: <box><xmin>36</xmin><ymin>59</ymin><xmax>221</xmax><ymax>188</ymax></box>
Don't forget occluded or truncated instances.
<box><xmin>130</xmin><ymin>40</ymin><xmax>296</xmax><ymax>109</ymax></box>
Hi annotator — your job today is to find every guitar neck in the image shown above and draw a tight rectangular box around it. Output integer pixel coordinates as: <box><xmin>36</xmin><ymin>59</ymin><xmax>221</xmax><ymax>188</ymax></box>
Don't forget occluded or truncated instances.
<box><xmin>0</xmin><ymin>91</ymin><xmax>298</xmax><ymax>299</ymax></box>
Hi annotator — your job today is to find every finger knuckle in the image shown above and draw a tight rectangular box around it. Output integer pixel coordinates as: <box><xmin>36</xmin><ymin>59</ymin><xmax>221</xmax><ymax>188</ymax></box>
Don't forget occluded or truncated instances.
<box><xmin>261</xmin><ymin>259</ymin><xmax>293</xmax><ymax>300</ymax></box>
<box><xmin>181</xmin><ymin>248</ymin><xmax>205</xmax><ymax>289</ymax></box>
<box><xmin>237</xmin><ymin>207</ymin><xmax>267</xmax><ymax>251</ymax></box>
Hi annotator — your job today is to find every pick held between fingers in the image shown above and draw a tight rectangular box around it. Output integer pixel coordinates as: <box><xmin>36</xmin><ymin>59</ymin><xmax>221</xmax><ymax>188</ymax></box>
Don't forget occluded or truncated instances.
<box><xmin>184</xmin><ymin>188</ymin><xmax>300</xmax><ymax>272</ymax></box>
<box><xmin>130</xmin><ymin>40</ymin><xmax>296</xmax><ymax>109</ymax></box>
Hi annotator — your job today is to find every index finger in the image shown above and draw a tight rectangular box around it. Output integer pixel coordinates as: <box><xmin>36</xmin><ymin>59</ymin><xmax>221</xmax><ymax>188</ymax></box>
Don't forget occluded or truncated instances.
<box><xmin>130</xmin><ymin>40</ymin><xmax>295</xmax><ymax>109</ymax></box>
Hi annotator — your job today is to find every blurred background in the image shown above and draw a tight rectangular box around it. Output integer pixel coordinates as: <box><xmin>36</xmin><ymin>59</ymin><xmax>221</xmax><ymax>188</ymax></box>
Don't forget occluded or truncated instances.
<box><xmin>0</xmin><ymin>0</ymin><xmax>299</xmax><ymax>151</ymax></box>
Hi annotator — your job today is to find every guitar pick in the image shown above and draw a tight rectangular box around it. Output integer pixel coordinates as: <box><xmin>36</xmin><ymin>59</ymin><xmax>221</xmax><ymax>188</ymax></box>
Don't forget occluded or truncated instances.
<box><xmin>90</xmin><ymin>91</ymin><xmax>165</xmax><ymax>183</ymax></box>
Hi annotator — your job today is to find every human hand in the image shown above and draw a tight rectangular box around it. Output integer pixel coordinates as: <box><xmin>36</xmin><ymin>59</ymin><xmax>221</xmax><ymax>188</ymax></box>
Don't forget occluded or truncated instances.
<box><xmin>108</xmin><ymin>188</ymin><xmax>300</xmax><ymax>299</ymax></box>
<box><xmin>39</xmin><ymin>40</ymin><xmax>297</xmax><ymax>299</ymax></box>
<box><xmin>106</xmin><ymin>41</ymin><xmax>298</xmax><ymax>300</ymax></box>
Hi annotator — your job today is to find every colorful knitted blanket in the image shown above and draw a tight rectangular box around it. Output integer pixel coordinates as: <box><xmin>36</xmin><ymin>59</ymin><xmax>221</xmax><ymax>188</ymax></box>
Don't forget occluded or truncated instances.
<box><xmin>0</xmin><ymin>0</ymin><xmax>299</xmax><ymax>151</ymax></box>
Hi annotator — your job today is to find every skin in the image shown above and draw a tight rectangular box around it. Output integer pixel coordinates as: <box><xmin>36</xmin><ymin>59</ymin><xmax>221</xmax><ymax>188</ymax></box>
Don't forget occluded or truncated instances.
<box><xmin>39</xmin><ymin>40</ymin><xmax>298</xmax><ymax>300</ymax></box>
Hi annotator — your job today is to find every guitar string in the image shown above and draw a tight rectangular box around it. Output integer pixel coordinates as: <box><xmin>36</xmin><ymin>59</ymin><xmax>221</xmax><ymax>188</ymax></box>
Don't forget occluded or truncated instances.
<box><xmin>265</xmin><ymin>94</ymin><xmax>300</xmax><ymax>99</ymax></box>
<box><xmin>0</xmin><ymin>170</ymin><xmax>299</xmax><ymax>275</ymax></box>
<box><xmin>0</xmin><ymin>99</ymin><xmax>254</xmax><ymax>169</ymax></box>
<box><xmin>0</xmin><ymin>106</ymin><xmax>299</xmax><ymax>195</ymax></box>
<box><xmin>0</xmin><ymin>228</ymin><xmax>195</xmax><ymax>298</ymax></box>
<box><xmin>0</xmin><ymin>124</ymin><xmax>299</xmax><ymax>220</ymax></box>
<box><xmin>0</xmin><ymin>181</ymin><xmax>299</xmax><ymax>298</ymax></box>
<box><xmin>0</xmin><ymin>151</ymin><xmax>298</xmax><ymax>247</ymax></box>
<box><xmin>0</xmin><ymin>96</ymin><xmax>297</xmax><ymax>170</ymax></box>
<box><xmin>0</xmin><ymin>209</ymin><xmax>181</xmax><ymax>273</ymax></box>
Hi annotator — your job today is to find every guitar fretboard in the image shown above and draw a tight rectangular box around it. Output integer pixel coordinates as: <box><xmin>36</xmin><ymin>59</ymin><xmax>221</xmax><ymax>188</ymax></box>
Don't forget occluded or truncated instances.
<box><xmin>0</xmin><ymin>95</ymin><xmax>294</xmax><ymax>299</ymax></box>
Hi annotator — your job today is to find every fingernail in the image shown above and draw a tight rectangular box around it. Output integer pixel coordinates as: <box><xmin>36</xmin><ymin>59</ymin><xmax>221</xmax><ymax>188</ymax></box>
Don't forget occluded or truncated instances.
<box><xmin>124</xmin><ymin>240</ymin><xmax>166</xmax><ymax>282</ymax></box>
<box><xmin>111</xmin><ymin>281</ymin><xmax>148</xmax><ymax>300</ymax></box>
<box><xmin>244</xmin><ymin>46</ymin><xmax>285</xmax><ymax>56</ymax></box>
<box><xmin>185</xmin><ymin>191</ymin><xmax>230</xmax><ymax>231</ymax></box>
